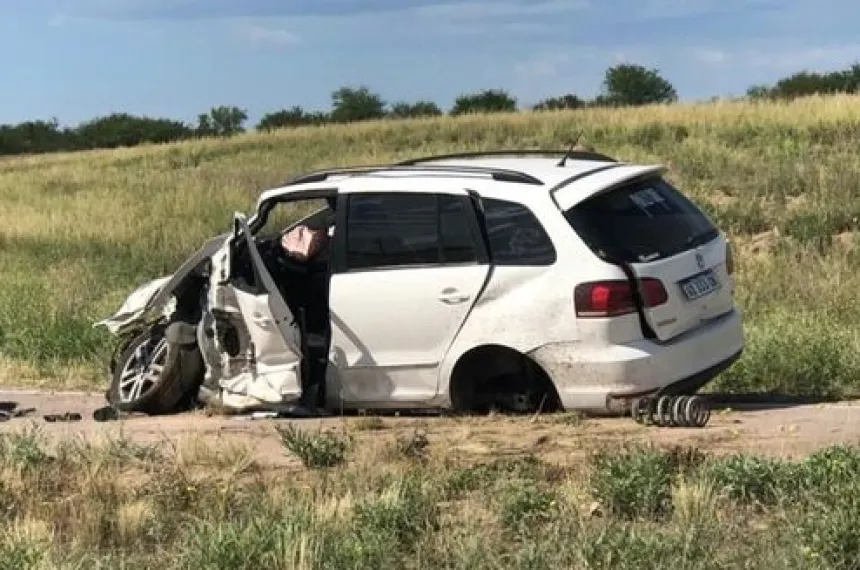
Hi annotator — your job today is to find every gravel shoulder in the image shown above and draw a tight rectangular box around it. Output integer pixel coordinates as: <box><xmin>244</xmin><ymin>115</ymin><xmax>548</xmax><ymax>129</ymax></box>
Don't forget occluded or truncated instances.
<box><xmin>1</xmin><ymin>388</ymin><xmax>858</xmax><ymax>467</ymax></box>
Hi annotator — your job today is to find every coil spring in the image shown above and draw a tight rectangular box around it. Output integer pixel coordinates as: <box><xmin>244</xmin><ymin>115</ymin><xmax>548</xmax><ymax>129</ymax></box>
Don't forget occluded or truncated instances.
<box><xmin>631</xmin><ymin>395</ymin><xmax>711</xmax><ymax>428</ymax></box>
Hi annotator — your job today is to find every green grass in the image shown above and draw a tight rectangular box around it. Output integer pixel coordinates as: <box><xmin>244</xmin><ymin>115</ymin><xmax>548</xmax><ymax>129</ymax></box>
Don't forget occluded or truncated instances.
<box><xmin>3</xmin><ymin>94</ymin><xmax>860</xmax><ymax>395</ymax></box>
<box><xmin>0</xmin><ymin>423</ymin><xmax>858</xmax><ymax>568</ymax></box>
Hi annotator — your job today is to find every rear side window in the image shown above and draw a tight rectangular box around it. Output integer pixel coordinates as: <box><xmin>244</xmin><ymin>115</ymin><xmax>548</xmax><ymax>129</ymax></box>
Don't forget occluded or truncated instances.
<box><xmin>483</xmin><ymin>198</ymin><xmax>556</xmax><ymax>266</ymax></box>
<box><xmin>344</xmin><ymin>193</ymin><xmax>479</xmax><ymax>270</ymax></box>
<box><xmin>564</xmin><ymin>176</ymin><xmax>718</xmax><ymax>264</ymax></box>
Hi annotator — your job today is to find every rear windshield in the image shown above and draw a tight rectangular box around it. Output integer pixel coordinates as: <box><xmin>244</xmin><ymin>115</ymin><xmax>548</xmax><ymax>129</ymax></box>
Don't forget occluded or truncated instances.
<box><xmin>564</xmin><ymin>175</ymin><xmax>718</xmax><ymax>263</ymax></box>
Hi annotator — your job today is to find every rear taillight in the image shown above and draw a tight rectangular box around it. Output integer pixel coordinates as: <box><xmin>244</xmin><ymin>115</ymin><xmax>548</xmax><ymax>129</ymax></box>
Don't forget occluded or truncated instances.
<box><xmin>725</xmin><ymin>241</ymin><xmax>734</xmax><ymax>275</ymax></box>
<box><xmin>575</xmin><ymin>278</ymin><xmax>668</xmax><ymax>318</ymax></box>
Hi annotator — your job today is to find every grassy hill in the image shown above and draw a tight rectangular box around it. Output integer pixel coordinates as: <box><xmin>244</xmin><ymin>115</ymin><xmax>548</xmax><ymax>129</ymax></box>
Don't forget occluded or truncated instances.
<box><xmin>2</xmin><ymin>94</ymin><xmax>860</xmax><ymax>396</ymax></box>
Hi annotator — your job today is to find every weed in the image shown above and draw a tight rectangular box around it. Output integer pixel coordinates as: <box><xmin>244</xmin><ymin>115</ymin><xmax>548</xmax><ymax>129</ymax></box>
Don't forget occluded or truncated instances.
<box><xmin>394</xmin><ymin>429</ymin><xmax>430</xmax><ymax>461</ymax></box>
<box><xmin>703</xmin><ymin>454</ymin><xmax>790</xmax><ymax>507</ymax></box>
<box><xmin>353</xmin><ymin>416</ymin><xmax>385</xmax><ymax>431</ymax></box>
<box><xmin>794</xmin><ymin>492</ymin><xmax>860</xmax><ymax>570</ymax></box>
<box><xmin>496</xmin><ymin>480</ymin><xmax>559</xmax><ymax>532</ymax></box>
<box><xmin>589</xmin><ymin>444</ymin><xmax>678</xmax><ymax>520</ymax></box>
<box><xmin>275</xmin><ymin>423</ymin><xmax>353</xmax><ymax>469</ymax></box>
<box><xmin>0</xmin><ymin>424</ymin><xmax>49</xmax><ymax>472</ymax></box>
<box><xmin>442</xmin><ymin>455</ymin><xmax>545</xmax><ymax>497</ymax></box>
<box><xmin>549</xmin><ymin>411</ymin><xmax>584</xmax><ymax>426</ymax></box>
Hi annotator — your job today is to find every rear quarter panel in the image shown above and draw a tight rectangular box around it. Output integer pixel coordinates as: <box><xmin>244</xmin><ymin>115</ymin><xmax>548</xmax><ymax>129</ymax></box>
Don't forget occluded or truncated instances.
<box><xmin>437</xmin><ymin>192</ymin><xmax>630</xmax><ymax>395</ymax></box>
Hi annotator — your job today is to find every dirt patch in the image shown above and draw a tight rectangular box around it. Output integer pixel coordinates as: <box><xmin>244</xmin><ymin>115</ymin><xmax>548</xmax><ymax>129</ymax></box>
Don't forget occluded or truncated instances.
<box><xmin>0</xmin><ymin>389</ymin><xmax>858</xmax><ymax>467</ymax></box>
<box><xmin>735</xmin><ymin>229</ymin><xmax>780</xmax><ymax>256</ymax></box>
<box><xmin>834</xmin><ymin>231</ymin><xmax>858</xmax><ymax>249</ymax></box>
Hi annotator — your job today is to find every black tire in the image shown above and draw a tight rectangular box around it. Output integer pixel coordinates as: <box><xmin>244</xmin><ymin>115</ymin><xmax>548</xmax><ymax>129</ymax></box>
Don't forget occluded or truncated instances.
<box><xmin>107</xmin><ymin>323</ymin><xmax>204</xmax><ymax>415</ymax></box>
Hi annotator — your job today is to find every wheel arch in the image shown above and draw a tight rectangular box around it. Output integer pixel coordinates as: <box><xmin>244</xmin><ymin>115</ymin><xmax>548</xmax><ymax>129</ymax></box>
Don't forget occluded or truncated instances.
<box><xmin>445</xmin><ymin>343</ymin><xmax>562</xmax><ymax>412</ymax></box>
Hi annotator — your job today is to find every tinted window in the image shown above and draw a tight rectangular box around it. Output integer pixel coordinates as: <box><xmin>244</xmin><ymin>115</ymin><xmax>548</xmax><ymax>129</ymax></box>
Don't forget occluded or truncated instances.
<box><xmin>564</xmin><ymin>176</ymin><xmax>718</xmax><ymax>264</ymax></box>
<box><xmin>483</xmin><ymin>198</ymin><xmax>556</xmax><ymax>266</ymax></box>
<box><xmin>439</xmin><ymin>194</ymin><xmax>478</xmax><ymax>263</ymax></box>
<box><xmin>345</xmin><ymin>193</ymin><xmax>478</xmax><ymax>270</ymax></box>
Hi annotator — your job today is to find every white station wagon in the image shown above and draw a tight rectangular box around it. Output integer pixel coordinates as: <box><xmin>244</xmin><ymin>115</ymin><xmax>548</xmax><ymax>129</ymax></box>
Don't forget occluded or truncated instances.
<box><xmin>96</xmin><ymin>149</ymin><xmax>744</xmax><ymax>417</ymax></box>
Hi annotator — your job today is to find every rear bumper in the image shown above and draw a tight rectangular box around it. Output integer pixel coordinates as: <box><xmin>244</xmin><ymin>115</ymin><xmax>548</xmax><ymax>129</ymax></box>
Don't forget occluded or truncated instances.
<box><xmin>529</xmin><ymin>308</ymin><xmax>744</xmax><ymax>413</ymax></box>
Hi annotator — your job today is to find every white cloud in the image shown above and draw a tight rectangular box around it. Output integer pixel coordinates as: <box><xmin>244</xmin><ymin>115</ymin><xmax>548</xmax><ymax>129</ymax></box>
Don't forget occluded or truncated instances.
<box><xmin>413</xmin><ymin>0</ymin><xmax>589</xmax><ymax>20</ymax></box>
<box><xmin>631</xmin><ymin>0</ymin><xmax>780</xmax><ymax>20</ymax></box>
<box><xmin>745</xmin><ymin>44</ymin><xmax>860</xmax><ymax>69</ymax></box>
<box><xmin>690</xmin><ymin>48</ymin><xmax>728</xmax><ymax>65</ymax></box>
<box><xmin>236</xmin><ymin>23</ymin><xmax>300</xmax><ymax>47</ymax></box>
<box><xmin>514</xmin><ymin>53</ymin><xmax>571</xmax><ymax>79</ymax></box>
<box><xmin>47</xmin><ymin>12</ymin><xmax>67</xmax><ymax>26</ymax></box>
<box><xmin>436</xmin><ymin>20</ymin><xmax>557</xmax><ymax>36</ymax></box>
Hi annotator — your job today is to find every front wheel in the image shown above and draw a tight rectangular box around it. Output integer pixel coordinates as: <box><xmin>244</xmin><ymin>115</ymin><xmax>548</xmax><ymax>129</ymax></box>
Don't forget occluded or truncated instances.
<box><xmin>107</xmin><ymin>324</ymin><xmax>204</xmax><ymax>415</ymax></box>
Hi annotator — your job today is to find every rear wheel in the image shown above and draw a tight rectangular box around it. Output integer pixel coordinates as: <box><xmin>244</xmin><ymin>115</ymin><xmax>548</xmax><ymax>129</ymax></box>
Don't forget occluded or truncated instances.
<box><xmin>449</xmin><ymin>346</ymin><xmax>562</xmax><ymax>416</ymax></box>
<box><xmin>107</xmin><ymin>324</ymin><xmax>204</xmax><ymax>415</ymax></box>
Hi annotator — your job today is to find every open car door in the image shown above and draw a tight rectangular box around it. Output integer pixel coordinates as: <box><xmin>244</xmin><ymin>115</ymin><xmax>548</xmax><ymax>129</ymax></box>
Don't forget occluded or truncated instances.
<box><xmin>229</xmin><ymin>214</ymin><xmax>304</xmax><ymax>404</ymax></box>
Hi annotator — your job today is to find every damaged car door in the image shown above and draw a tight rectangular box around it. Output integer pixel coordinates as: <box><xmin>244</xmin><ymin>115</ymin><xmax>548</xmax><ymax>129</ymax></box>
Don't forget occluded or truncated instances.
<box><xmin>213</xmin><ymin>213</ymin><xmax>305</xmax><ymax>407</ymax></box>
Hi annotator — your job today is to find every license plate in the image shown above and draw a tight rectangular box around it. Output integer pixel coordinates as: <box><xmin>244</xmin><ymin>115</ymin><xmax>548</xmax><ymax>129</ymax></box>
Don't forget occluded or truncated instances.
<box><xmin>679</xmin><ymin>270</ymin><xmax>720</xmax><ymax>300</ymax></box>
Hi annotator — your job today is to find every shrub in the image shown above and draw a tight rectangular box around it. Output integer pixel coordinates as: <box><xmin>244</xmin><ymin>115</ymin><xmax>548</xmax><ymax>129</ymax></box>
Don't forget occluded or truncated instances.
<box><xmin>589</xmin><ymin>444</ymin><xmax>678</xmax><ymax>520</ymax></box>
<box><xmin>442</xmin><ymin>455</ymin><xmax>545</xmax><ymax>497</ymax></box>
<box><xmin>713</xmin><ymin>310</ymin><xmax>860</xmax><ymax>398</ymax></box>
<box><xmin>794</xmin><ymin>494</ymin><xmax>860</xmax><ymax>570</ymax></box>
<box><xmin>274</xmin><ymin>424</ymin><xmax>353</xmax><ymax>469</ymax></box>
<box><xmin>703</xmin><ymin>454</ymin><xmax>790</xmax><ymax>506</ymax></box>
<box><xmin>496</xmin><ymin>480</ymin><xmax>559</xmax><ymax>532</ymax></box>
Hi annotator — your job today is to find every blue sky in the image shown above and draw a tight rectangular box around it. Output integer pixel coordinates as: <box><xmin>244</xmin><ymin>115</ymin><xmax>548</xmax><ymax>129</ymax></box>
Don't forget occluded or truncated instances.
<box><xmin>1</xmin><ymin>0</ymin><xmax>859</xmax><ymax>127</ymax></box>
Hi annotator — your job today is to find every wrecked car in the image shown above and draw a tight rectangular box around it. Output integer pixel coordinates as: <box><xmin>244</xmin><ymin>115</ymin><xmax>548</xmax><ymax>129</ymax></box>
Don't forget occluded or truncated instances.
<box><xmin>95</xmin><ymin>149</ymin><xmax>744</xmax><ymax>416</ymax></box>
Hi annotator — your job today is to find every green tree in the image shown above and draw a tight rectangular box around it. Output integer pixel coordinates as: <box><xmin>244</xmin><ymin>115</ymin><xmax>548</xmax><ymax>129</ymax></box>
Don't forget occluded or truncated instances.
<box><xmin>74</xmin><ymin>113</ymin><xmax>193</xmax><ymax>149</ymax></box>
<box><xmin>387</xmin><ymin>101</ymin><xmax>443</xmax><ymax>119</ymax></box>
<box><xmin>598</xmin><ymin>63</ymin><xmax>678</xmax><ymax>107</ymax></box>
<box><xmin>450</xmin><ymin>89</ymin><xmax>517</xmax><ymax>115</ymax></box>
<box><xmin>746</xmin><ymin>84</ymin><xmax>773</xmax><ymax>100</ymax></box>
<box><xmin>257</xmin><ymin>106</ymin><xmax>329</xmax><ymax>131</ymax></box>
<box><xmin>329</xmin><ymin>86</ymin><xmax>386</xmax><ymax>123</ymax></box>
<box><xmin>0</xmin><ymin>118</ymin><xmax>70</xmax><ymax>155</ymax></box>
<box><xmin>196</xmin><ymin>106</ymin><xmax>248</xmax><ymax>137</ymax></box>
<box><xmin>759</xmin><ymin>63</ymin><xmax>860</xmax><ymax>99</ymax></box>
<box><xmin>533</xmin><ymin>94</ymin><xmax>586</xmax><ymax>111</ymax></box>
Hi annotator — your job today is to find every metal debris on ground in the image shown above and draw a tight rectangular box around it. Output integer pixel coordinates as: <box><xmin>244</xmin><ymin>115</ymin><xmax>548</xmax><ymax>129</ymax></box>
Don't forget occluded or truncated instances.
<box><xmin>0</xmin><ymin>402</ymin><xmax>36</xmax><ymax>422</ymax></box>
<box><xmin>631</xmin><ymin>395</ymin><xmax>711</xmax><ymax>428</ymax></box>
<box><xmin>43</xmin><ymin>412</ymin><xmax>83</xmax><ymax>423</ymax></box>
<box><xmin>93</xmin><ymin>405</ymin><xmax>122</xmax><ymax>422</ymax></box>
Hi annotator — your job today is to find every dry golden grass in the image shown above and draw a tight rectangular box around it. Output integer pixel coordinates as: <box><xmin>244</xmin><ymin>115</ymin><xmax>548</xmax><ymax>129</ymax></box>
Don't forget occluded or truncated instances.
<box><xmin>2</xmin><ymin>94</ymin><xmax>860</xmax><ymax>398</ymax></box>
<box><xmin>0</xmin><ymin>421</ymin><xmax>854</xmax><ymax>568</ymax></box>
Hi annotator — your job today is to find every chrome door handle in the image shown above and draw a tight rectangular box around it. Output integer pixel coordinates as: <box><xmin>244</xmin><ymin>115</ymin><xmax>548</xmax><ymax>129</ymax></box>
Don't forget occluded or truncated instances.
<box><xmin>438</xmin><ymin>289</ymin><xmax>470</xmax><ymax>304</ymax></box>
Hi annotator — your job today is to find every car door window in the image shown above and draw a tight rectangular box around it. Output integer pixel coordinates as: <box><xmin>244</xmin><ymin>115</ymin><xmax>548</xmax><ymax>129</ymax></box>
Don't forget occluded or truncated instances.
<box><xmin>483</xmin><ymin>198</ymin><xmax>556</xmax><ymax>266</ymax></box>
<box><xmin>439</xmin><ymin>194</ymin><xmax>478</xmax><ymax>264</ymax></box>
<box><xmin>345</xmin><ymin>193</ymin><xmax>479</xmax><ymax>271</ymax></box>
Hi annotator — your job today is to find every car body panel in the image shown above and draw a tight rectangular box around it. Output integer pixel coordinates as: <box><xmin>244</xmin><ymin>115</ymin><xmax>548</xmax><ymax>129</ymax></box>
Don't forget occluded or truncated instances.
<box><xmin>145</xmin><ymin>233</ymin><xmax>231</xmax><ymax>314</ymax></box>
<box><xmin>529</xmin><ymin>308</ymin><xmax>744</xmax><ymax>413</ymax></box>
<box><xmin>329</xmin><ymin>264</ymin><xmax>490</xmax><ymax>406</ymax></box>
<box><xmin>326</xmin><ymin>179</ymin><xmax>491</xmax><ymax>407</ymax></box>
<box><xmin>550</xmin><ymin>164</ymin><xmax>666</xmax><ymax>211</ymax></box>
<box><xmin>94</xmin><ymin>276</ymin><xmax>173</xmax><ymax>335</ymax></box>
<box><xmin>211</xmin><ymin>214</ymin><xmax>306</xmax><ymax>405</ymax></box>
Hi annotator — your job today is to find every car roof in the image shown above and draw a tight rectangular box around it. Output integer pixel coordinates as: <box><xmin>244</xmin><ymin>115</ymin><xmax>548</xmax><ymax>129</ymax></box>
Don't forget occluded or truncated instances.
<box><xmin>255</xmin><ymin>153</ymin><xmax>662</xmax><ymax>205</ymax></box>
<box><xmin>413</xmin><ymin>157</ymin><xmax>618</xmax><ymax>188</ymax></box>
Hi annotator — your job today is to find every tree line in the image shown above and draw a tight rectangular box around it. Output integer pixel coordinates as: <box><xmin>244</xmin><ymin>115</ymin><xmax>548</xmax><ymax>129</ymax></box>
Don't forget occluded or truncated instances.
<box><xmin>2</xmin><ymin>61</ymin><xmax>858</xmax><ymax>157</ymax></box>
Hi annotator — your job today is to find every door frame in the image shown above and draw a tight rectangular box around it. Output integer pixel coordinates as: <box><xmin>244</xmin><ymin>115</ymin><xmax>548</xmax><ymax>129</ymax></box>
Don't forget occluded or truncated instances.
<box><xmin>324</xmin><ymin>184</ymin><xmax>495</xmax><ymax>405</ymax></box>
<box><xmin>328</xmin><ymin>189</ymin><xmax>491</xmax><ymax>276</ymax></box>
<box><xmin>226</xmin><ymin>188</ymin><xmax>340</xmax><ymax>376</ymax></box>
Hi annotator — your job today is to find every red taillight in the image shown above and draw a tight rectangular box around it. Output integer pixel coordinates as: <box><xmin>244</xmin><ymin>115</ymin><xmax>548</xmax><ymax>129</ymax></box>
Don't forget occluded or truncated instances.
<box><xmin>574</xmin><ymin>278</ymin><xmax>667</xmax><ymax>318</ymax></box>
<box><xmin>641</xmin><ymin>278</ymin><xmax>669</xmax><ymax>307</ymax></box>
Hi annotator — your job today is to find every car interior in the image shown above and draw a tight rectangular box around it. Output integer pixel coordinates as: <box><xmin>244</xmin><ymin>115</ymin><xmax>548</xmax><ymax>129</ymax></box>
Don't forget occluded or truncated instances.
<box><xmin>230</xmin><ymin>197</ymin><xmax>337</xmax><ymax>406</ymax></box>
